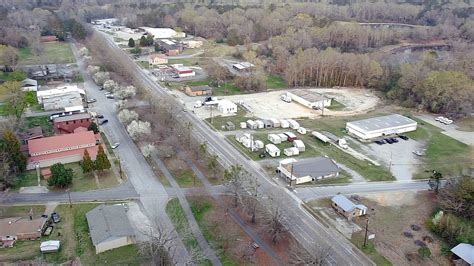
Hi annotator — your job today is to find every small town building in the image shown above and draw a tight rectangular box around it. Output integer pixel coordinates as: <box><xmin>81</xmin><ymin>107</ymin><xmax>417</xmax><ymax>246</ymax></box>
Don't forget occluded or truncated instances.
<box><xmin>331</xmin><ymin>195</ymin><xmax>368</xmax><ymax>220</ymax></box>
<box><xmin>293</xmin><ymin>139</ymin><xmax>305</xmax><ymax>152</ymax></box>
<box><xmin>224</xmin><ymin>121</ymin><xmax>235</xmax><ymax>131</ymax></box>
<box><xmin>268</xmin><ymin>134</ymin><xmax>282</xmax><ymax>144</ymax></box>
<box><xmin>232</xmin><ymin>62</ymin><xmax>254</xmax><ymax>71</ymax></box>
<box><xmin>21</xmin><ymin>78</ymin><xmax>39</xmax><ymax>91</ymax></box>
<box><xmin>86</xmin><ymin>204</ymin><xmax>135</xmax><ymax>254</ymax></box>
<box><xmin>27</xmin><ymin>131</ymin><xmax>98</xmax><ymax>170</ymax></box>
<box><xmin>185</xmin><ymin>85</ymin><xmax>212</xmax><ymax>97</ymax></box>
<box><xmin>141</xmin><ymin>27</ymin><xmax>186</xmax><ymax>39</ymax></box>
<box><xmin>269</xmin><ymin>118</ymin><xmax>280</xmax><ymax>128</ymax></box>
<box><xmin>283</xmin><ymin>147</ymin><xmax>300</xmax><ymax>157</ymax></box>
<box><xmin>346</xmin><ymin>114</ymin><xmax>417</xmax><ymax>140</ymax></box>
<box><xmin>285</xmin><ymin>90</ymin><xmax>332</xmax><ymax>110</ymax></box>
<box><xmin>0</xmin><ymin>217</ymin><xmax>47</xmax><ymax>243</ymax></box>
<box><xmin>255</xmin><ymin>120</ymin><xmax>264</xmax><ymax>129</ymax></box>
<box><xmin>297</xmin><ymin>127</ymin><xmax>307</xmax><ymax>134</ymax></box>
<box><xmin>262</xmin><ymin>119</ymin><xmax>273</xmax><ymax>128</ymax></box>
<box><xmin>278</xmin><ymin>133</ymin><xmax>288</xmax><ymax>142</ymax></box>
<box><xmin>277</xmin><ymin>157</ymin><xmax>340</xmax><ymax>184</ymax></box>
<box><xmin>287</xmin><ymin>119</ymin><xmax>300</xmax><ymax>130</ymax></box>
<box><xmin>312</xmin><ymin>131</ymin><xmax>330</xmax><ymax>143</ymax></box>
<box><xmin>36</xmin><ymin>85</ymin><xmax>85</xmax><ymax>104</ymax></box>
<box><xmin>158</xmin><ymin>39</ymin><xmax>183</xmax><ymax>56</ymax></box>
<box><xmin>181</xmin><ymin>39</ymin><xmax>203</xmax><ymax>48</ymax></box>
<box><xmin>284</xmin><ymin>132</ymin><xmax>297</xmax><ymax>142</ymax></box>
<box><xmin>246</xmin><ymin>120</ymin><xmax>257</xmax><ymax>130</ymax></box>
<box><xmin>451</xmin><ymin>243</ymin><xmax>474</xmax><ymax>266</ymax></box>
<box><xmin>40</xmin><ymin>36</ymin><xmax>58</xmax><ymax>43</ymax></box>
<box><xmin>42</xmin><ymin>92</ymin><xmax>83</xmax><ymax>111</ymax></box>
<box><xmin>18</xmin><ymin>126</ymin><xmax>43</xmax><ymax>144</ymax></box>
<box><xmin>253</xmin><ymin>140</ymin><xmax>264</xmax><ymax>150</ymax></box>
<box><xmin>280</xmin><ymin>119</ymin><xmax>290</xmax><ymax>128</ymax></box>
<box><xmin>171</xmin><ymin>64</ymin><xmax>195</xmax><ymax>78</ymax></box>
<box><xmin>92</xmin><ymin>18</ymin><xmax>119</xmax><ymax>26</ymax></box>
<box><xmin>217</xmin><ymin>100</ymin><xmax>237</xmax><ymax>114</ymax></box>
<box><xmin>240</xmin><ymin>122</ymin><xmax>247</xmax><ymax>129</ymax></box>
<box><xmin>53</xmin><ymin>113</ymin><xmax>92</xmax><ymax>134</ymax></box>
<box><xmin>265</xmin><ymin>144</ymin><xmax>280</xmax><ymax>157</ymax></box>
<box><xmin>148</xmin><ymin>53</ymin><xmax>168</xmax><ymax>66</ymax></box>
<box><xmin>40</xmin><ymin>240</ymin><xmax>60</xmax><ymax>253</ymax></box>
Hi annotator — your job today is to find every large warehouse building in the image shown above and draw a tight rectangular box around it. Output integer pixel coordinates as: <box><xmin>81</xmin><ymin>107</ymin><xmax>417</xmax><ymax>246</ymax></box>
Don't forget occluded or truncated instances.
<box><xmin>346</xmin><ymin>114</ymin><xmax>417</xmax><ymax>140</ymax></box>
<box><xmin>286</xmin><ymin>90</ymin><xmax>332</xmax><ymax>110</ymax></box>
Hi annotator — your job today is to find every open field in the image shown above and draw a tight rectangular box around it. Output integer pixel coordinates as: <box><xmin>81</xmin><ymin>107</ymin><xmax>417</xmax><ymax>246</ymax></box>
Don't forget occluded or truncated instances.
<box><xmin>455</xmin><ymin>117</ymin><xmax>474</xmax><ymax>132</ymax></box>
<box><xmin>18</xmin><ymin>43</ymin><xmax>75</xmax><ymax>65</ymax></box>
<box><xmin>266</xmin><ymin>75</ymin><xmax>286</xmax><ymax>90</ymax></box>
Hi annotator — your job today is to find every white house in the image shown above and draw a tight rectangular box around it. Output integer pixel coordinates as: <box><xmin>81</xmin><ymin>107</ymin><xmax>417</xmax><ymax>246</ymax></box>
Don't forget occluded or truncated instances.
<box><xmin>36</xmin><ymin>85</ymin><xmax>85</xmax><ymax>104</ymax></box>
<box><xmin>346</xmin><ymin>114</ymin><xmax>417</xmax><ymax>140</ymax></box>
<box><xmin>217</xmin><ymin>100</ymin><xmax>237</xmax><ymax>114</ymax></box>
<box><xmin>246</xmin><ymin>120</ymin><xmax>257</xmax><ymax>129</ymax></box>
<box><xmin>280</xmin><ymin>119</ymin><xmax>290</xmax><ymax>128</ymax></box>
<box><xmin>265</xmin><ymin>144</ymin><xmax>280</xmax><ymax>157</ymax></box>
<box><xmin>293</xmin><ymin>139</ymin><xmax>305</xmax><ymax>152</ymax></box>
<box><xmin>255</xmin><ymin>120</ymin><xmax>264</xmax><ymax>129</ymax></box>
<box><xmin>268</xmin><ymin>134</ymin><xmax>282</xmax><ymax>144</ymax></box>
<box><xmin>269</xmin><ymin>118</ymin><xmax>280</xmax><ymax>128</ymax></box>
<box><xmin>40</xmin><ymin>240</ymin><xmax>60</xmax><ymax>253</ymax></box>
<box><xmin>286</xmin><ymin>90</ymin><xmax>332</xmax><ymax>110</ymax></box>
<box><xmin>287</xmin><ymin>119</ymin><xmax>300</xmax><ymax>130</ymax></box>
<box><xmin>278</xmin><ymin>133</ymin><xmax>288</xmax><ymax>142</ymax></box>
<box><xmin>297</xmin><ymin>127</ymin><xmax>307</xmax><ymax>134</ymax></box>
<box><xmin>284</xmin><ymin>147</ymin><xmax>300</xmax><ymax>157</ymax></box>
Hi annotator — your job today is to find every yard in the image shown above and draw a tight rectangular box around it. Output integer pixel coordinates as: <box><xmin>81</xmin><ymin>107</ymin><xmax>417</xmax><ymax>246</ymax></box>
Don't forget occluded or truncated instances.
<box><xmin>204</xmin><ymin>109</ymin><xmax>251</xmax><ymax>131</ymax></box>
<box><xmin>24</xmin><ymin>115</ymin><xmax>54</xmax><ymax>136</ymax></box>
<box><xmin>266</xmin><ymin>75</ymin><xmax>286</xmax><ymax>90</ymax></box>
<box><xmin>17</xmin><ymin>42</ymin><xmax>75</xmax><ymax>65</ymax></box>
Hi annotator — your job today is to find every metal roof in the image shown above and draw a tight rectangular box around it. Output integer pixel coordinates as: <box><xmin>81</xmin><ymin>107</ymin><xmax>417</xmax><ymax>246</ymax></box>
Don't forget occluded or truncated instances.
<box><xmin>346</xmin><ymin>114</ymin><xmax>417</xmax><ymax>132</ymax></box>
<box><xmin>451</xmin><ymin>243</ymin><xmax>474</xmax><ymax>264</ymax></box>
<box><xmin>86</xmin><ymin>205</ymin><xmax>134</xmax><ymax>246</ymax></box>
<box><xmin>331</xmin><ymin>195</ymin><xmax>367</xmax><ymax>212</ymax></box>
<box><xmin>289</xmin><ymin>90</ymin><xmax>328</xmax><ymax>103</ymax></box>
<box><xmin>283</xmin><ymin>157</ymin><xmax>339</xmax><ymax>178</ymax></box>
<box><xmin>53</xmin><ymin>113</ymin><xmax>91</xmax><ymax>123</ymax></box>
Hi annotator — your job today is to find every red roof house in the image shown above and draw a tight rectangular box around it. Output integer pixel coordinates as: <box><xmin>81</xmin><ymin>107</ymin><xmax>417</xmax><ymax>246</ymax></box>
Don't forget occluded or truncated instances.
<box><xmin>27</xmin><ymin>131</ymin><xmax>98</xmax><ymax>170</ymax></box>
<box><xmin>53</xmin><ymin>113</ymin><xmax>92</xmax><ymax>135</ymax></box>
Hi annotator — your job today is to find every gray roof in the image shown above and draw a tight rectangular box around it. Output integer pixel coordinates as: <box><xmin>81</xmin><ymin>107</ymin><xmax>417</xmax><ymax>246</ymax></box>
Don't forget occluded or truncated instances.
<box><xmin>346</xmin><ymin>114</ymin><xmax>417</xmax><ymax>132</ymax></box>
<box><xmin>290</xmin><ymin>90</ymin><xmax>329</xmax><ymax>103</ymax></box>
<box><xmin>451</xmin><ymin>243</ymin><xmax>474</xmax><ymax>264</ymax></box>
<box><xmin>86</xmin><ymin>204</ymin><xmax>134</xmax><ymax>246</ymax></box>
<box><xmin>190</xmin><ymin>85</ymin><xmax>212</xmax><ymax>92</ymax></box>
<box><xmin>53</xmin><ymin>113</ymin><xmax>91</xmax><ymax>123</ymax></box>
<box><xmin>288</xmin><ymin>157</ymin><xmax>339</xmax><ymax>178</ymax></box>
<box><xmin>331</xmin><ymin>195</ymin><xmax>368</xmax><ymax>212</ymax></box>
<box><xmin>21</xmin><ymin>78</ymin><xmax>38</xmax><ymax>87</ymax></box>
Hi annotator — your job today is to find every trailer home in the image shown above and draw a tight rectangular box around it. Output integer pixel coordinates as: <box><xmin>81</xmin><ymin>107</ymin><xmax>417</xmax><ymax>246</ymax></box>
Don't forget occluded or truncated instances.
<box><xmin>280</xmin><ymin>120</ymin><xmax>290</xmax><ymax>128</ymax></box>
<box><xmin>284</xmin><ymin>132</ymin><xmax>297</xmax><ymax>142</ymax></box>
<box><xmin>265</xmin><ymin>144</ymin><xmax>281</xmax><ymax>157</ymax></box>
<box><xmin>287</xmin><ymin>119</ymin><xmax>300</xmax><ymax>130</ymax></box>
<box><xmin>268</xmin><ymin>134</ymin><xmax>282</xmax><ymax>144</ymax></box>
<box><xmin>293</xmin><ymin>140</ymin><xmax>306</xmax><ymax>152</ymax></box>
<box><xmin>284</xmin><ymin>147</ymin><xmax>300</xmax><ymax>156</ymax></box>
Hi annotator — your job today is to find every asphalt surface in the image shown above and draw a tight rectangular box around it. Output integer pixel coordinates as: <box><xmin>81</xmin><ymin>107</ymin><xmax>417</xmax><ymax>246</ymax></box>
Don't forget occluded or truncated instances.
<box><xmin>97</xmin><ymin>31</ymin><xmax>373</xmax><ymax>266</ymax></box>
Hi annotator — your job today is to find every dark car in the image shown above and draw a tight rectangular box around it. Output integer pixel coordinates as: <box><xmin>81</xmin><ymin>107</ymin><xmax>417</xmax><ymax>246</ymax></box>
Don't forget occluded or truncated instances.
<box><xmin>390</xmin><ymin>137</ymin><xmax>399</xmax><ymax>143</ymax></box>
<box><xmin>98</xmin><ymin>119</ymin><xmax>109</xmax><ymax>125</ymax></box>
<box><xmin>96</xmin><ymin>114</ymin><xmax>104</xmax><ymax>119</ymax></box>
<box><xmin>375</xmin><ymin>140</ymin><xmax>385</xmax><ymax>145</ymax></box>
<box><xmin>51</xmin><ymin>212</ymin><xmax>60</xmax><ymax>223</ymax></box>
<box><xmin>384</xmin><ymin>138</ymin><xmax>393</xmax><ymax>144</ymax></box>
<box><xmin>399</xmin><ymin>135</ymin><xmax>409</xmax><ymax>141</ymax></box>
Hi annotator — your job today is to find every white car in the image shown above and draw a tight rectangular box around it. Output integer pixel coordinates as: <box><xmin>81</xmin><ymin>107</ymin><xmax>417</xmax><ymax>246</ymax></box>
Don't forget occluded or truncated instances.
<box><xmin>111</xmin><ymin>143</ymin><xmax>120</xmax><ymax>149</ymax></box>
<box><xmin>435</xmin><ymin>116</ymin><xmax>443</xmax><ymax>122</ymax></box>
<box><xmin>193</xmin><ymin>101</ymin><xmax>202</xmax><ymax>108</ymax></box>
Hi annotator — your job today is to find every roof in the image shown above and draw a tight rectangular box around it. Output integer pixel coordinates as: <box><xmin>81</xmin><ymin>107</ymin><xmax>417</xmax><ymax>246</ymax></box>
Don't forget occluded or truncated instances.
<box><xmin>21</xmin><ymin>78</ymin><xmax>38</xmax><ymax>87</ymax></box>
<box><xmin>40</xmin><ymin>36</ymin><xmax>58</xmax><ymax>42</ymax></box>
<box><xmin>218</xmin><ymin>100</ymin><xmax>237</xmax><ymax>107</ymax></box>
<box><xmin>289</xmin><ymin>90</ymin><xmax>328</xmax><ymax>103</ymax></box>
<box><xmin>0</xmin><ymin>217</ymin><xmax>46</xmax><ymax>237</ymax></box>
<box><xmin>40</xmin><ymin>240</ymin><xmax>60</xmax><ymax>251</ymax></box>
<box><xmin>18</xmin><ymin>126</ymin><xmax>43</xmax><ymax>141</ymax></box>
<box><xmin>451</xmin><ymin>243</ymin><xmax>474</xmax><ymax>264</ymax></box>
<box><xmin>265</xmin><ymin>143</ymin><xmax>280</xmax><ymax>152</ymax></box>
<box><xmin>331</xmin><ymin>195</ymin><xmax>368</xmax><ymax>212</ymax></box>
<box><xmin>149</xmin><ymin>53</ymin><xmax>167</xmax><ymax>59</ymax></box>
<box><xmin>161</xmin><ymin>39</ymin><xmax>175</xmax><ymax>45</ymax></box>
<box><xmin>53</xmin><ymin>113</ymin><xmax>91</xmax><ymax>123</ymax></box>
<box><xmin>190</xmin><ymin>85</ymin><xmax>212</xmax><ymax>92</ymax></box>
<box><xmin>293</xmin><ymin>139</ymin><xmax>305</xmax><ymax>147</ymax></box>
<box><xmin>28</xmin><ymin>131</ymin><xmax>96</xmax><ymax>155</ymax></box>
<box><xmin>29</xmin><ymin>146</ymin><xmax>98</xmax><ymax>163</ymax></box>
<box><xmin>86</xmin><ymin>204</ymin><xmax>134</xmax><ymax>246</ymax></box>
<box><xmin>282</xmin><ymin>157</ymin><xmax>339</xmax><ymax>178</ymax></box>
<box><xmin>141</xmin><ymin>27</ymin><xmax>181</xmax><ymax>38</ymax></box>
<box><xmin>346</xmin><ymin>114</ymin><xmax>417</xmax><ymax>133</ymax></box>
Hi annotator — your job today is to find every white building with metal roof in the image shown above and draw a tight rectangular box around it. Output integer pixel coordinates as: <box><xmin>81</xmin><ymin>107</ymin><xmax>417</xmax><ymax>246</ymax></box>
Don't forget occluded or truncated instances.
<box><xmin>346</xmin><ymin>114</ymin><xmax>417</xmax><ymax>140</ymax></box>
<box><xmin>331</xmin><ymin>195</ymin><xmax>367</xmax><ymax>219</ymax></box>
<box><xmin>277</xmin><ymin>157</ymin><xmax>340</xmax><ymax>184</ymax></box>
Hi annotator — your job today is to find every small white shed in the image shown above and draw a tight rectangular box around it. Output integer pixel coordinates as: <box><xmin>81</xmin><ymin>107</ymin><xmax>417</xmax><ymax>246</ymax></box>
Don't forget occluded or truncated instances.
<box><xmin>287</xmin><ymin>119</ymin><xmax>300</xmax><ymax>130</ymax></box>
<box><xmin>254</xmin><ymin>140</ymin><xmax>264</xmax><ymax>149</ymax></box>
<box><xmin>284</xmin><ymin>147</ymin><xmax>300</xmax><ymax>157</ymax></box>
<box><xmin>255</xmin><ymin>120</ymin><xmax>265</xmax><ymax>129</ymax></box>
<box><xmin>40</xmin><ymin>240</ymin><xmax>60</xmax><ymax>253</ymax></box>
<box><xmin>246</xmin><ymin>120</ymin><xmax>257</xmax><ymax>129</ymax></box>
<box><xmin>268</xmin><ymin>134</ymin><xmax>282</xmax><ymax>144</ymax></box>
<box><xmin>265</xmin><ymin>144</ymin><xmax>281</xmax><ymax>157</ymax></box>
<box><xmin>297</xmin><ymin>127</ymin><xmax>307</xmax><ymax>135</ymax></box>
<box><xmin>293</xmin><ymin>139</ymin><xmax>306</xmax><ymax>152</ymax></box>
<box><xmin>280</xmin><ymin>119</ymin><xmax>290</xmax><ymax>128</ymax></box>
<box><xmin>217</xmin><ymin>100</ymin><xmax>237</xmax><ymax>114</ymax></box>
<box><xmin>278</xmin><ymin>133</ymin><xmax>288</xmax><ymax>142</ymax></box>
<box><xmin>270</xmin><ymin>118</ymin><xmax>280</xmax><ymax>128</ymax></box>
<box><xmin>240</xmin><ymin>122</ymin><xmax>247</xmax><ymax>129</ymax></box>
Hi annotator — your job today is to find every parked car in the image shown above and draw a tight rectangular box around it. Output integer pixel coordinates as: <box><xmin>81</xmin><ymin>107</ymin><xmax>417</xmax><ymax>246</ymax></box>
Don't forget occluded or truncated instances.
<box><xmin>384</xmin><ymin>138</ymin><xmax>393</xmax><ymax>144</ymax></box>
<box><xmin>87</xmin><ymin>98</ymin><xmax>97</xmax><ymax>103</ymax></box>
<box><xmin>96</xmin><ymin>114</ymin><xmax>104</xmax><ymax>119</ymax></box>
<box><xmin>51</xmin><ymin>212</ymin><xmax>60</xmax><ymax>223</ymax></box>
<box><xmin>399</xmin><ymin>135</ymin><xmax>409</xmax><ymax>141</ymax></box>
<box><xmin>374</xmin><ymin>140</ymin><xmax>385</xmax><ymax>145</ymax></box>
<box><xmin>98</xmin><ymin>119</ymin><xmax>108</xmax><ymax>125</ymax></box>
<box><xmin>390</xmin><ymin>137</ymin><xmax>399</xmax><ymax>143</ymax></box>
<box><xmin>106</xmin><ymin>94</ymin><xmax>114</xmax><ymax>99</ymax></box>
<box><xmin>435</xmin><ymin>116</ymin><xmax>443</xmax><ymax>122</ymax></box>
<box><xmin>111</xmin><ymin>143</ymin><xmax>120</xmax><ymax>149</ymax></box>
<box><xmin>413</xmin><ymin>150</ymin><xmax>426</xmax><ymax>156</ymax></box>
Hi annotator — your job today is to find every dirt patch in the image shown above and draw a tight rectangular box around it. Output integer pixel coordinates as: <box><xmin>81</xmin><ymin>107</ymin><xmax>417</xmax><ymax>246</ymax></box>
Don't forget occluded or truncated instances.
<box><xmin>356</xmin><ymin>191</ymin><xmax>450</xmax><ymax>265</ymax></box>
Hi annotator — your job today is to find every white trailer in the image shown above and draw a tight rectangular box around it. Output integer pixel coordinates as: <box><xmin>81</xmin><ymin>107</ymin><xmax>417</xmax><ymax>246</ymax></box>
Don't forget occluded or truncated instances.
<box><xmin>240</xmin><ymin>122</ymin><xmax>247</xmax><ymax>129</ymax></box>
<box><xmin>284</xmin><ymin>147</ymin><xmax>300</xmax><ymax>157</ymax></box>
<box><xmin>269</xmin><ymin>118</ymin><xmax>280</xmax><ymax>128</ymax></box>
<box><xmin>312</xmin><ymin>131</ymin><xmax>330</xmax><ymax>143</ymax></box>
<box><xmin>280</xmin><ymin>119</ymin><xmax>290</xmax><ymax>128</ymax></box>
<box><xmin>265</xmin><ymin>144</ymin><xmax>281</xmax><ymax>157</ymax></box>
<box><xmin>268</xmin><ymin>134</ymin><xmax>282</xmax><ymax>144</ymax></box>
<box><xmin>293</xmin><ymin>139</ymin><xmax>306</xmax><ymax>152</ymax></box>
<box><xmin>287</xmin><ymin>119</ymin><xmax>300</xmax><ymax>130</ymax></box>
<box><xmin>246</xmin><ymin>120</ymin><xmax>257</xmax><ymax>129</ymax></box>
<box><xmin>297</xmin><ymin>127</ymin><xmax>307</xmax><ymax>134</ymax></box>
<box><xmin>242</xmin><ymin>138</ymin><xmax>251</xmax><ymax>148</ymax></box>
<box><xmin>278</xmin><ymin>133</ymin><xmax>288</xmax><ymax>142</ymax></box>
<box><xmin>255</xmin><ymin>120</ymin><xmax>265</xmax><ymax>129</ymax></box>
<box><xmin>254</xmin><ymin>140</ymin><xmax>264</xmax><ymax>149</ymax></box>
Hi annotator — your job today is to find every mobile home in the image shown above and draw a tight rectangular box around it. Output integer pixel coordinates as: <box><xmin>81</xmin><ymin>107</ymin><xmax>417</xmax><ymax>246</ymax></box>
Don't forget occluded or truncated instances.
<box><xmin>265</xmin><ymin>144</ymin><xmax>281</xmax><ymax>157</ymax></box>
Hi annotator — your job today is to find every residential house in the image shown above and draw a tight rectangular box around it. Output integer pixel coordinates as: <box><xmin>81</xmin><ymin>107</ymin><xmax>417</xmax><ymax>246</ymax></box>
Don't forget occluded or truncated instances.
<box><xmin>158</xmin><ymin>39</ymin><xmax>183</xmax><ymax>56</ymax></box>
<box><xmin>148</xmin><ymin>53</ymin><xmax>168</xmax><ymax>67</ymax></box>
<box><xmin>27</xmin><ymin>130</ymin><xmax>98</xmax><ymax>170</ymax></box>
<box><xmin>18</xmin><ymin>126</ymin><xmax>44</xmax><ymax>144</ymax></box>
<box><xmin>53</xmin><ymin>113</ymin><xmax>92</xmax><ymax>134</ymax></box>
<box><xmin>86</xmin><ymin>204</ymin><xmax>136</xmax><ymax>254</ymax></box>
<box><xmin>172</xmin><ymin>64</ymin><xmax>194</xmax><ymax>77</ymax></box>
<box><xmin>331</xmin><ymin>195</ymin><xmax>368</xmax><ymax>220</ymax></box>
<box><xmin>277</xmin><ymin>157</ymin><xmax>340</xmax><ymax>184</ymax></box>
<box><xmin>0</xmin><ymin>217</ymin><xmax>47</xmax><ymax>244</ymax></box>
<box><xmin>185</xmin><ymin>85</ymin><xmax>212</xmax><ymax>97</ymax></box>
<box><xmin>217</xmin><ymin>100</ymin><xmax>237</xmax><ymax>114</ymax></box>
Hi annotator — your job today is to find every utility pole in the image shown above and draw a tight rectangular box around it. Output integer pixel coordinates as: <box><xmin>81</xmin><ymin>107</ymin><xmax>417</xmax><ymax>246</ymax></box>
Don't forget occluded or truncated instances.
<box><xmin>118</xmin><ymin>155</ymin><xmax>123</xmax><ymax>180</ymax></box>
<box><xmin>363</xmin><ymin>217</ymin><xmax>369</xmax><ymax>247</ymax></box>
<box><xmin>290</xmin><ymin>162</ymin><xmax>294</xmax><ymax>189</ymax></box>
<box><xmin>388</xmin><ymin>152</ymin><xmax>393</xmax><ymax>172</ymax></box>
<box><xmin>66</xmin><ymin>189</ymin><xmax>72</xmax><ymax>208</ymax></box>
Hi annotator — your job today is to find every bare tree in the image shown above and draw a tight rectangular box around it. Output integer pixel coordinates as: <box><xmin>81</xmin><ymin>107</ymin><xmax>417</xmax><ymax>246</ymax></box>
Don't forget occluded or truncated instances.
<box><xmin>265</xmin><ymin>206</ymin><xmax>286</xmax><ymax>244</ymax></box>
<box><xmin>289</xmin><ymin>239</ymin><xmax>332</xmax><ymax>266</ymax></box>
<box><xmin>242</xmin><ymin>177</ymin><xmax>260</xmax><ymax>224</ymax></box>
<box><xmin>224</xmin><ymin>164</ymin><xmax>248</xmax><ymax>207</ymax></box>
<box><xmin>138</xmin><ymin>220</ymin><xmax>176</xmax><ymax>266</ymax></box>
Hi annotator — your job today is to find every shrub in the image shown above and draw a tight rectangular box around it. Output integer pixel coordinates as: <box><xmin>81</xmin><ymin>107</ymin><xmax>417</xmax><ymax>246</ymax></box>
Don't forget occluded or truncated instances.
<box><xmin>418</xmin><ymin>246</ymin><xmax>431</xmax><ymax>259</ymax></box>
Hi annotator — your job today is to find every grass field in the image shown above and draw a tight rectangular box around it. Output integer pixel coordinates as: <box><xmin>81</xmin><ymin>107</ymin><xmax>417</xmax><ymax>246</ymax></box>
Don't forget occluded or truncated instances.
<box><xmin>25</xmin><ymin>115</ymin><xmax>54</xmax><ymax>136</ymax></box>
<box><xmin>136</xmin><ymin>60</ymin><xmax>150</xmax><ymax>69</ymax></box>
<box><xmin>18</xmin><ymin>42</ymin><xmax>75</xmax><ymax>65</ymax></box>
<box><xmin>166</xmin><ymin>198</ymin><xmax>211</xmax><ymax>266</ymax></box>
<box><xmin>205</xmin><ymin>109</ymin><xmax>250</xmax><ymax>131</ymax></box>
<box><xmin>0</xmin><ymin>70</ymin><xmax>26</xmax><ymax>81</ymax></box>
<box><xmin>327</xmin><ymin>100</ymin><xmax>346</xmax><ymax>111</ymax></box>
<box><xmin>182</xmin><ymin>79</ymin><xmax>243</xmax><ymax>96</ymax></box>
<box><xmin>175</xmin><ymin>169</ymin><xmax>202</xmax><ymax>187</ymax></box>
<box><xmin>351</xmin><ymin>232</ymin><xmax>392</xmax><ymax>266</ymax></box>
<box><xmin>168</xmin><ymin>58</ymin><xmax>201</xmax><ymax>66</ymax></box>
<box><xmin>266</xmin><ymin>74</ymin><xmax>286</xmax><ymax>90</ymax></box>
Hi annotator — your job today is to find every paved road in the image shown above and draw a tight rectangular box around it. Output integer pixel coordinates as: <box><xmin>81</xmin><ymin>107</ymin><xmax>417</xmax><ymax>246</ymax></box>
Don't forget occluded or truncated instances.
<box><xmin>416</xmin><ymin>114</ymin><xmax>474</xmax><ymax>146</ymax></box>
<box><xmin>97</xmin><ymin>31</ymin><xmax>373</xmax><ymax>266</ymax></box>
<box><xmin>69</xmin><ymin>41</ymin><xmax>190</xmax><ymax>264</ymax></box>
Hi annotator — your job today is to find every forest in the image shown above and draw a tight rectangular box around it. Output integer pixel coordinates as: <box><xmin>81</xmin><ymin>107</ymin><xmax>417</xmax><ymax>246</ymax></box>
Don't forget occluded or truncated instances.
<box><xmin>0</xmin><ymin>0</ymin><xmax>473</xmax><ymax>116</ymax></box>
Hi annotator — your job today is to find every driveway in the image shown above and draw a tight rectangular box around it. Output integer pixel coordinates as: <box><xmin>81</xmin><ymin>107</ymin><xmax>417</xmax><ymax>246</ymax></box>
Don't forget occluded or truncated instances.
<box><xmin>416</xmin><ymin>114</ymin><xmax>474</xmax><ymax>146</ymax></box>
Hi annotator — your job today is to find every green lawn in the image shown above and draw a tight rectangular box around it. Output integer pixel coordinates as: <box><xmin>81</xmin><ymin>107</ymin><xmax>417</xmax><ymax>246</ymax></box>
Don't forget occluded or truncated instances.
<box><xmin>326</xmin><ymin>100</ymin><xmax>346</xmax><ymax>111</ymax></box>
<box><xmin>205</xmin><ymin>109</ymin><xmax>250</xmax><ymax>131</ymax></box>
<box><xmin>136</xmin><ymin>60</ymin><xmax>150</xmax><ymax>69</ymax></box>
<box><xmin>180</xmin><ymin>79</ymin><xmax>243</xmax><ymax>96</ymax></box>
<box><xmin>18</xmin><ymin>42</ymin><xmax>75</xmax><ymax>65</ymax></box>
<box><xmin>0</xmin><ymin>70</ymin><xmax>26</xmax><ymax>81</ymax></box>
<box><xmin>266</xmin><ymin>74</ymin><xmax>286</xmax><ymax>90</ymax></box>
<box><xmin>25</xmin><ymin>115</ymin><xmax>54</xmax><ymax>136</ymax></box>
<box><xmin>351</xmin><ymin>232</ymin><xmax>392</xmax><ymax>266</ymax></box>
<box><xmin>168</xmin><ymin>58</ymin><xmax>201</xmax><ymax>66</ymax></box>
<box><xmin>100</xmin><ymin>132</ymin><xmax>114</xmax><ymax>154</ymax></box>
<box><xmin>174</xmin><ymin>169</ymin><xmax>202</xmax><ymax>187</ymax></box>
<box><xmin>166</xmin><ymin>198</ymin><xmax>211</xmax><ymax>266</ymax></box>
<box><xmin>10</xmin><ymin>170</ymin><xmax>44</xmax><ymax>191</ymax></box>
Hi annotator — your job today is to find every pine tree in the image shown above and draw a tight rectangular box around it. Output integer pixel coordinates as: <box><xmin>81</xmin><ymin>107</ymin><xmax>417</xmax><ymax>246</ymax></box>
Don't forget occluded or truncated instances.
<box><xmin>2</xmin><ymin>129</ymin><xmax>26</xmax><ymax>173</ymax></box>
<box><xmin>88</xmin><ymin>122</ymin><xmax>99</xmax><ymax>134</ymax></box>
<box><xmin>95</xmin><ymin>145</ymin><xmax>111</xmax><ymax>172</ymax></box>
<box><xmin>81</xmin><ymin>149</ymin><xmax>95</xmax><ymax>174</ymax></box>
<box><xmin>48</xmin><ymin>163</ymin><xmax>74</xmax><ymax>188</ymax></box>
<box><xmin>128</xmin><ymin>38</ymin><xmax>135</xmax><ymax>48</ymax></box>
